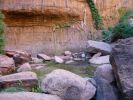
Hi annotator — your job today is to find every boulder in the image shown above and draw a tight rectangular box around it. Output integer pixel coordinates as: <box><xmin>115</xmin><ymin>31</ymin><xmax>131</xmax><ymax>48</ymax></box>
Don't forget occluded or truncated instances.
<box><xmin>84</xmin><ymin>77</ymin><xmax>97</xmax><ymax>87</ymax></box>
<box><xmin>31</xmin><ymin>57</ymin><xmax>43</xmax><ymax>64</ymax></box>
<box><xmin>110</xmin><ymin>38</ymin><xmax>133</xmax><ymax>100</ymax></box>
<box><xmin>0</xmin><ymin>72</ymin><xmax>38</xmax><ymax>91</ymax></box>
<box><xmin>37</xmin><ymin>54</ymin><xmax>51</xmax><ymax>61</ymax></box>
<box><xmin>0</xmin><ymin>55</ymin><xmax>15</xmax><ymax>75</ymax></box>
<box><xmin>41</xmin><ymin>69</ymin><xmax>96</xmax><ymax>100</ymax></box>
<box><xmin>0</xmin><ymin>92</ymin><xmax>61</xmax><ymax>100</ymax></box>
<box><xmin>64</xmin><ymin>51</ymin><xmax>72</xmax><ymax>56</ymax></box>
<box><xmin>65</xmin><ymin>60</ymin><xmax>75</xmax><ymax>64</ymax></box>
<box><xmin>54</xmin><ymin>56</ymin><xmax>64</xmax><ymax>64</ymax></box>
<box><xmin>17</xmin><ymin>63</ymin><xmax>32</xmax><ymax>72</ymax></box>
<box><xmin>91</xmin><ymin>52</ymin><xmax>102</xmax><ymax>59</ymax></box>
<box><xmin>89</xmin><ymin>55</ymin><xmax>110</xmax><ymax>65</ymax></box>
<box><xmin>94</xmin><ymin>77</ymin><xmax>118</xmax><ymax>100</ymax></box>
<box><xmin>13</xmin><ymin>51</ymin><xmax>31</xmax><ymax>65</ymax></box>
<box><xmin>94</xmin><ymin>64</ymin><xmax>114</xmax><ymax>83</ymax></box>
<box><xmin>87</xmin><ymin>40</ymin><xmax>112</xmax><ymax>54</ymax></box>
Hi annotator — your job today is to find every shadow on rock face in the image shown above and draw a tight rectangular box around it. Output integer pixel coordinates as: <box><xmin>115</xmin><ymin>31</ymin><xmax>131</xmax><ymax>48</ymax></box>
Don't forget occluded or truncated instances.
<box><xmin>64</xmin><ymin>86</ymin><xmax>81</xmax><ymax>100</ymax></box>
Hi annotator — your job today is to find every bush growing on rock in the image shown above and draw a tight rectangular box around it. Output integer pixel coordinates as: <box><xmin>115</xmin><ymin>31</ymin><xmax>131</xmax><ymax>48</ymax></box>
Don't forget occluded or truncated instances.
<box><xmin>0</xmin><ymin>11</ymin><xmax>5</xmax><ymax>54</ymax></box>
<box><xmin>102</xmin><ymin>10</ymin><xmax>133</xmax><ymax>42</ymax></box>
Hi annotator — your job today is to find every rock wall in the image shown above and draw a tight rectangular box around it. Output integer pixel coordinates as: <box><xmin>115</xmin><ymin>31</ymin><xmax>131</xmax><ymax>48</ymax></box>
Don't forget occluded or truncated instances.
<box><xmin>0</xmin><ymin>0</ymin><xmax>133</xmax><ymax>55</ymax></box>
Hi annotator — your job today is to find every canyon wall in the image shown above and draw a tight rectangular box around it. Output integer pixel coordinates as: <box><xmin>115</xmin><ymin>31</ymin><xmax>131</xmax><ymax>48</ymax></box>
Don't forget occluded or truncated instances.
<box><xmin>0</xmin><ymin>0</ymin><xmax>133</xmax><ymax>55</ymax></box>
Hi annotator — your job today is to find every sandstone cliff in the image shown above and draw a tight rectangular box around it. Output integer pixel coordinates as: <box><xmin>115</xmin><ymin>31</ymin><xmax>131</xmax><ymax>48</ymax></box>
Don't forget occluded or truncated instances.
<box><xmin>0</xmin><ymin>0</ymin><xmax>132</xmax><ymax>54</ymax></box>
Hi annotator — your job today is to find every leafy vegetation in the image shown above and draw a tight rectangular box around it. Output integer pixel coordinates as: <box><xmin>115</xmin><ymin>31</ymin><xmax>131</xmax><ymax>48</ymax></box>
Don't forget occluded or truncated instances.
<box><xmin>31</xmin><ymin>85</ymin><xmax>43</xmax><ymax>93</ymax></box>
<box><xmin>1</xmin><ymin>87</ymin><xmax>27</xmax><ymax>92</ymax></box>
<box><xmin>86</xmin><ymin>0</ymin><xmax>103</xmax><ymax>29</ymax></box>
<box><xmin>1</xmin><ymin>86</ymin><xmax>43</xmax><ymax>93</ymax></box>
<box><xmin>102</xmin><ymin>10</ymin><xmax>133</xmax><ymax>42</ymax></box>
<box><xmin>0</xmin><ymin>11</ymin><xmax>5</xmax><ymax>54</ymax></box>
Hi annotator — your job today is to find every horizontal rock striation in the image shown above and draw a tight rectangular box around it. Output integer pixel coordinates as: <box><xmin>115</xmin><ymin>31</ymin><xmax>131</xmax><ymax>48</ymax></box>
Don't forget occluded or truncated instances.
<box><xmin>0</xmin><ymin>0</ymin><xmax>132</xmax><ymax>54</ymax></box>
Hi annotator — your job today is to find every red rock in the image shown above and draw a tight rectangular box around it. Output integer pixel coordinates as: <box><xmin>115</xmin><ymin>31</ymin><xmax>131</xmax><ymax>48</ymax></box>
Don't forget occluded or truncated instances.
<box><xmin>0</xmin><ymin>72</ymin><xmax>38</xmax><ymax>91</ymax></box>
<box><xmin>0</xmin><ymin>55</ymin><xmax>15</xmax><ymax>75</ymax></box>
<box><xmin>0</xmin><ymin>0</ymin><xmax>132</xmax><ymax>54</ymax></box>
<box><xmin>5</xmin><ymin>50</ymin><xmax>31</xmax><ymax>65</ymax></box>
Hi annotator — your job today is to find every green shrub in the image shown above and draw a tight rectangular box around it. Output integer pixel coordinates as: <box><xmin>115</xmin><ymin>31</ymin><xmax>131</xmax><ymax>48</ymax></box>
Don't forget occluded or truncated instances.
<box><xmin>0</xmin><ymin>11</ymin><xmax>5</xmax><ymax>54</ymax></box>
<box><xmin>102</xmin><ymin>10</ymin><xmax>133</xmax><ymax>42</ymax></box>
<box><xmin>102</xmin><ymin>28</ymin><xmax>113</xmax><ymax>42</ymax></box>
<box><xmin>86</xmin><ymin>0</ymin><xmax>103</xmax><ymax>30</ymax></box>
<box><xmin>31</xmin><ymin>85</ymin><xmax>43</xmax><ymax>93</ymax></box>
<box><xmin>111</xmin><ymin>22</ymin><xmax>133</xmax><ymax>42</ymax></box>
<box><xmin>119</xmin><ymin>10</ymin><xmax>133</xmax><ymax>23</ymax></box>
<box><xmin>1</xmin><ymin>87</ymin><xmax>27</xmax><ymax>92</ymax></box>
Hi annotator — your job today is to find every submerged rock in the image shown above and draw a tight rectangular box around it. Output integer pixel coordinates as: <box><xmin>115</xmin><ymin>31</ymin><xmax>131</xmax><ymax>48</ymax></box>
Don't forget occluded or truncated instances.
<box><xmin>41</xmin><ymin>69</ymin><xmax>96</xmax><ymax>100</ymax></box>
<box><xmin>110</xmin><ymin>38</ymin><xmax>133</xmax><ymax>100</ymax></box>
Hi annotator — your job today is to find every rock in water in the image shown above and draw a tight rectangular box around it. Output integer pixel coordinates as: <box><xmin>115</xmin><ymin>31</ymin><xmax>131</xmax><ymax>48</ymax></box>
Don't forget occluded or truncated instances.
<box><xmin>94</xmin><ymin>64</ymin><xmax>114</xmax><ymax>83</ymax></box>
<box><xmin>37</xmin><ymin>54</ymin><xmax>51</xmax><ymax>61</ymax></box>
<box><xmin>0</xmin><ymin>55</ymin><xmax>15</xmax><ymax>75</ymax></box>
<box><xmin>17</xmin><ymin>63</ymin><xmax>32</xmax><ymax>72</ymax></box>
<box><xmin>0</xmin><ymin>72</ymin><xmax>38</xmax><ymax>91</ymax></box>
<box><xmin>64</xmin><ymin>51</ymin><xmax>72</xmax><ymax>56</ymax></box>
<box><xmin>87</xmin><ymin>40</ymin><xmax>112</xmax><ymax>54</ymax></box>
<box><xmin>0</xmin><ymin>92</ymin><xmax>61</xmax><ymax>100</ymax></box>
<box><xmin>89</xmin><ymin>55</ymin><xmax>110</xmax><ymax>65</ymax></box>
<box><xmin>54</xmin><ymin>56</ymin><xmax>64</xmax><ymax>63</ymax></box>
<box><xmin>110</xmin><ymin>38</ymin><xmax>133</xmax><ymax>100</ymax></box>
<box><xmin>41</xmin><ymin>69</ymin><xmax>96</xmax><ymax>100</ymax></box>
<box><xmin>31</xmin><ymin>57</ymin><xmax>43</xmax><ymax>64</ymax></box>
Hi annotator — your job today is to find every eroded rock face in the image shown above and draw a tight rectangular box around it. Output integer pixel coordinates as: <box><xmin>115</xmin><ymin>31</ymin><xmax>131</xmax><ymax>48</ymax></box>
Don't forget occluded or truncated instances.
<box><xmin>41</xmin><ymin>69</ymin><xmax>96</xmax><ymax>100</ymax></box>
<box><xmin>110</xmin><ymin>38</ymin><xmax>133</xmax><ymax>100</ymax></box>
<box><xmin>0</xmin><ymin>0</ymin><xmax>132</xmax><ymax>54</ymax></box>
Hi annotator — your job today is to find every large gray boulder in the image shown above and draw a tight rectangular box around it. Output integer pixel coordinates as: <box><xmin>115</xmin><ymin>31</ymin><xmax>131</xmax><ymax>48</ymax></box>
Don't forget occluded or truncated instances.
<box><xmin>110</xmin><ymin>38</ymin><xmax>133</xmax><ymax>100</ymax></box>
<box><xmin>41</xmin><ymin>69</ymin><xmax>96</xmax><ymax>100</ymax></box>
<box><xmin>87</xmin><ymin>40</ymin><xmax>112</xmax><ymax>54</ymax></box>
<box><xmin>94</xmin><ymin>77</ymin><xmax>118</xmax><ymax>100</ymax></box>
<box><xmin>89</xmin><ymin>55</ymin><xmax>110</xmax><ymax>65</ymax></box>
<box><xmin>0</xmin><ymin>55</ymin><xmax>15</xmax><ymax>75</ymax></box>
<box><xmin>94</xmin><ymin>64</ymin><xmax>114</xmax><ymax>83</ymax></box>
<box><xmin>0</xmin><ymin>72</ymin><xmax>38</xmax><ymax>91</ymax></box>
<box><xmin>0</xmin><ymin>92</ymin><xmax>61</xmax><ymax>100</ymax></box>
